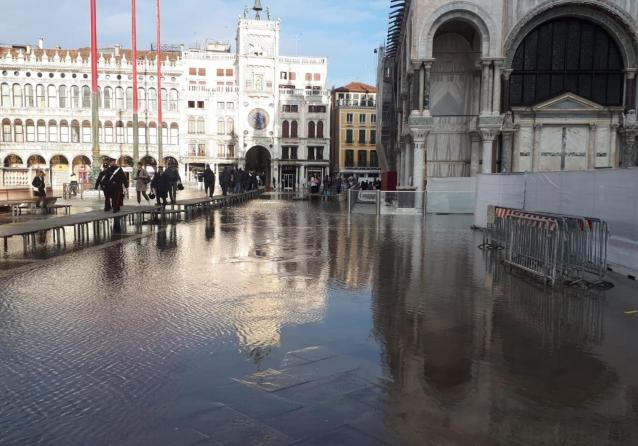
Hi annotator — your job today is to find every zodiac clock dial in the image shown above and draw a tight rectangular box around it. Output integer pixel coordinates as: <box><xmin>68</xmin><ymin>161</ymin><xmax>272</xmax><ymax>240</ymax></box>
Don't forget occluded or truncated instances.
<box><xmin>248</xmin><ymin>109</ymin><xmax>269</xmax><ymax>130</ymax></box>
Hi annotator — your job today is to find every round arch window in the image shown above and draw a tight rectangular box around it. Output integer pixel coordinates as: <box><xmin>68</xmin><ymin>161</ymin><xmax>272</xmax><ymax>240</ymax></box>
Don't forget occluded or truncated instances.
<box><xmin>509</xmin><ymin>17</ymin><xmax>624</xmax><ymax>106</ymax></box>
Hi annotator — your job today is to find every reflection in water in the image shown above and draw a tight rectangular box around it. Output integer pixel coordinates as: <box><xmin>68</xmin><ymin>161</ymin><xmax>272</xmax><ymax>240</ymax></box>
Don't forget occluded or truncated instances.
<box><xmin>0</xmin><ymin>203</ymin><xmax>636</xmax><ymax>445</ymax></box>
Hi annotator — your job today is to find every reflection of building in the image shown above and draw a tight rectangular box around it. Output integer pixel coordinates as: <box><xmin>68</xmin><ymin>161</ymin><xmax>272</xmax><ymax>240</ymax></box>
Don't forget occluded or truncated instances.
<box><xmin>330</xmin><ymin>83</ymin><xmax>379</xmax><ymax>181</ymax></box>
<box><xmin>377</xmin><ymin>0</ymin><xmax>638</xmax><ymax>193</ymax></box>
<box><xmin>369</xmin><ymin>219</ymin><xmax>636</xmax><ymax>444</ymax></box>
<box><xmin>0</xmin><ymin>1</ymin><xmax>330</xmax><ymax>190</ymax></box>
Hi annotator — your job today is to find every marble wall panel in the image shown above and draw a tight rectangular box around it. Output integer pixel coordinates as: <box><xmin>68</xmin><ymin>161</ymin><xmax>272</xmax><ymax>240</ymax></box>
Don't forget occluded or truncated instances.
<box><xmin>565</xmin><ymin>126</ymin><xmax>588</xmax><ymax>171</ymax></box>
<box><xmin>539</xmin><ymin>125</ymin><xmax>563</xmax><ymax>171</ymax></box>
<box><xmin>514</xmin><ymin>125</ymin><xmax>532</xmax><ymax>171</ymax></box>
<box><xmin>595</xmin><ymin>125</ymin><xmax>611</xmax><ymax>168</ymax></box>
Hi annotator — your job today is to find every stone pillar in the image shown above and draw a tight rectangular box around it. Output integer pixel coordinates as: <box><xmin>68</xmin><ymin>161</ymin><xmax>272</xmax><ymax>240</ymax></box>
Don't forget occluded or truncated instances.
<box><xmin>397</xmin><ymin>150</ymin><xmax>403</xmax><ymax>185</ymax></box>
<box><xmin>299</xmin><ymin>164</ymin><xmax>305</xmax><ymax>190</ymax></box>
<box><xmin>480</xmin><ymin>129</ymin><xmax>497</xmax><ymax>174</ymax></box>
<box><xmin>625</xmin><ymin>69</ymin><xmax>637</xmax><ymax>111</ymax></box>
<box><xmin>423</xmin><ymin>61</ymin><xmax>432</xmax><ymax>115</ymax></box>
<box><xmin>418</xmin><ymin>65</ymin><xmax>425</xmax><ymax>111</ymax></box>
<box><xmin>410</xmin><ymin>128</ymin><xmax>429</xmax><ymax>191</ymax></box>
<box><xmin>501</xmin><ymin>131</ymin><xmax>515</xmax><ymax>173</ymax></box>
<box><xmin>622</xmin><ymin>131</ymin><xmax>638</xmax><ymax>167</ymax></box>
<box><xmin>587</xmin><ymin>124</ymin><xmax>597</xmax><ymax>169</ymax></box>
<box><xmin>406</xmin><ymin>144</ymin><xmax>413</xmax><ymax>186</ymax></box>
<box><xmin>610</xmin><ymin>123</ymin><xmax>619</xmax><ymax>167</ymax></box>
<box><xmin>502</xmin><ymin>69</ymin><xmax>513</xmax><ymax>111</ymax></box>
<box><xmin>470</xmin><ymin>132</ymin><xmax>481</xmax><ymax>176</ymax></box>
<box><xmin>492</xmin><ymin>61</ymin><xmax>503</xmax><ymax>115</ymax></box>
<box><xmin>480</xmin><ymin>60</ymin><xmax>492</xmax><ymax>115</ymax></box>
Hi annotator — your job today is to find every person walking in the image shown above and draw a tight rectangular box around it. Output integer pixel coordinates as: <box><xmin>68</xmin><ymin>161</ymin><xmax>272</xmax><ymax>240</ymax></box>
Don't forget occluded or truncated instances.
<box><xmin>220</xmin><ymin>167</ymin><xmax>230</xmax><ymax>196</ymax></box>
<box><xmin>203</xmin><ymin>164</ymin><xmax>216</xmax><ymax>198</ymax></box>
<box><xmin>165</xmin><ymin>164</ymin><xmax>182</xmax><ymax>204</ymax></box>
<box><xmin>107</xmin><ymin>164</ymin><xmax>129</xmax><ymax>213</ymax></box>
<box><xmin>134</xmin><ymin>162</ymin><xmax>151</xmax><ymax>205</ymax></box>
<box><xmin>151</xmin><ymin>167</ymin><xmax>169</xmax><ymax>207</ymax></box>
<box><xmin>31</xmin><ymin>170</ymin><xmax>47</xmax><ymax>208</ymax></box>
<box><xmin>95</xmin><ymin>161</ymin><xmax>116</xmax><ymax>212</ymax></box>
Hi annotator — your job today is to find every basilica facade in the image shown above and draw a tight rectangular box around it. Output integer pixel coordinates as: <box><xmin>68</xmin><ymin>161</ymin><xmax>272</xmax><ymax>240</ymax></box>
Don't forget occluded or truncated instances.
<box><xmin>378</xmin><ymin>0</ymin><xmax>638</xmax><ymax>190</ymax></box>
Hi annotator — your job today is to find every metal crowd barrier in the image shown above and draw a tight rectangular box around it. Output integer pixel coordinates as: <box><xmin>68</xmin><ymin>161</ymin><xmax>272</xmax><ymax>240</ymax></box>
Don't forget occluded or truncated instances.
<box><xmin>484</xmin><ymin>206</ymin><xmax>609</xmax><ymax>284</ymax></box>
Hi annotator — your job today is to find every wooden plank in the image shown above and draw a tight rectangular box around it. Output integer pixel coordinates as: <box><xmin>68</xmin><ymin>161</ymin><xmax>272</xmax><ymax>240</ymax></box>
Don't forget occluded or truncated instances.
<box><xmin>0</xmin><ymin>205</ymin><xmax>160</xmax><ymax>238</ymax></box>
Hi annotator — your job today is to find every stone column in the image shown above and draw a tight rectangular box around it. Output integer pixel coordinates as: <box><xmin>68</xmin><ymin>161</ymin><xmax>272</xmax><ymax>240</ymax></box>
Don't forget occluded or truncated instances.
<box><xmin>407</xmin><ymin>144</ymin><xmax>414</xmax><ymax>186</ymax></box>
<box><xmin>480</xmin><ymin>60</ymin><xmax>492</xmax><ymax>115</ymax></box>
<box><xmin>470</xmin><ymin>132</ymin><xmax>481</xmax><ymax>176</ymax></box>
<box><xmin>480</xmin><ymin>129</ymin><xmax>497</xmax><ymax>174</ymax></box>
<box><xmin>625</xmin><ymin>69</ymin><xmax>637</xmax><ymax>111</ymax></box>
<box><xmin>622</xmin><ymin>131</ymin><xmax>637</xmax><ymax>167</ymax></box>
<box><xmin>410</xmin><ymin>128</ymin><xmax>429</xmax><ymax>191</ymax></box>
<box><xmin>501</xmin><ymin>131</ymin><xmax>514</xmax><ymax>173</ymax></box>
<box><xmin>396</xmin><ymin>150</ymin><xmax>403</xmax><ymax>185</ymax></box>
<box><xmin>502</xmin><ymin>69</ymin><xmax>513</xmax><ymax>111</ymax></box>
<box><xmin>423</xmin><ymin>61</ymin><xmax>433</xmax><ymax>115</ymax></box>
<box><xmin>418</xmin><ymin>65</ymin><xmax>425</xmax><ymax>111</ymax></box>
<box><xmin>492</xmin><ymin>61</ymin><xmax>503</xmax><ymax>115</ymax></box>
<box><xmin>610</xmin><ymin>123</ymin><xmax>619</xmax><ymax>167</ymax></box>
<box><xmin>587</xmin><ymin>124</ymin><xmax>597</xmax><ymax>169</ymax></box>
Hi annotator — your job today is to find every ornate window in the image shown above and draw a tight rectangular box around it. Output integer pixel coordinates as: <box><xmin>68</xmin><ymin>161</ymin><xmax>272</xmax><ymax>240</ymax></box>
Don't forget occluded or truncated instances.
<box><xmin>308</xmin><ymin>121</ymin><xmax>316</xmax><ymax>138</ymax></box>
<box><xmin>282</xmin><ymin>120</ymin><xmax>290</xmax><ymax>138</ymax></box>
<box><xmin>510</xmin><ymin>18</ymin><xmax>624</xmax><ymax>106</ymax></box>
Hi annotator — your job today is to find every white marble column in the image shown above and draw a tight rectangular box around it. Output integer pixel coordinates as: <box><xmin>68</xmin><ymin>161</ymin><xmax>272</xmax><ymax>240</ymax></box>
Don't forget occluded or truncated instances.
<box><xmin>501</xmin><ymin>131</ymin><xmax>515</xmax><ymax>173</ymax></box>
<box><xmin>610</xmin><ymin>123</ymin><xmax>619</xmax><ymax>167</ymax></box>
<box><xmin>480</xmin><ymin>129</ymin><xmax>497</xmax><ymax>174</ymax></box>
<box><xmin>418</xmin><ymin>65</ymin><xmax>425</xmax><ymax>111</ymax></box>
<box><xmin>492</xmin><ymin>61</ymin><xmax>502</xmax><ymax>115</ymax></box>
<box><xmin>407</xmin><ymin>144</ymin><xmax>414</xmax><ymax>186</ymax></box>
<box><xmin>397</xmin><ymin>150</ymin><xmax>403</xmax><ymax>185</ymax></box>
<box><xmin>470</xmin><ymin>133</ymin><xmax>481</xmax><ymax>176</ymax></box>
<box><xmin>480</xmin><ymin>60</ymin><xmax>492</xmax><ymax>115</ymax></box>
<box><xmin>410</xmin><ymin>128</ymin><xmax>429</xmax><ymax>191</ymax></box>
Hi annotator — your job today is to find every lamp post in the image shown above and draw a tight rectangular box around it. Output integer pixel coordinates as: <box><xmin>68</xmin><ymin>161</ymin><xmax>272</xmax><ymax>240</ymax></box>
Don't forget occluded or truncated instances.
<box><xmin>90</xmin><ymin>0</ymin><xmax>101</xmax><ymax>181</ymax></box>
<box><xmin>156</xmin><ymin>0</ymin><xmax>163</xmax><ymax>165</ymax></box>
<box><xmin>132</xmin><ymin>0</ymin><xmax>139</xmax><ymax>164</ymax></box>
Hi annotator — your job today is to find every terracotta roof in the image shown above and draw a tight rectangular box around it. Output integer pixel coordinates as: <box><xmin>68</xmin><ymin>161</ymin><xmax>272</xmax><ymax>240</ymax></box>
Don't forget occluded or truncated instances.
<box><xmin>0</xmin><ymin>47</ymin><xmax>180</xmax><ymax>63</ymax></box>
<box><xmin>334</xmin><ymin>82</ymin><xmax>377</xmax><ymax>93</ymax></box>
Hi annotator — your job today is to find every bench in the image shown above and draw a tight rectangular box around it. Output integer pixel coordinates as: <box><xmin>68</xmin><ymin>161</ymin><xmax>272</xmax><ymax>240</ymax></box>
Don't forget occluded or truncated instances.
<box><xmin>14</xmin><ymin>203</ymin><xmax>71</xmax><ymax>216</ymax></box>
<box><xmin>0</xmin><ymin>187</ymin><xmax>59</xmax><ymax>216</ymax></box>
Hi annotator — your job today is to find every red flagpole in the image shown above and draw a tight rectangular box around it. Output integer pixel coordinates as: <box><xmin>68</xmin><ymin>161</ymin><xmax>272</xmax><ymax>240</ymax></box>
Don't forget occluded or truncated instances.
<box><xmin>156</xmin><ymin>0</ymin><xmax>163</xmax><ymax>163</ymax></box>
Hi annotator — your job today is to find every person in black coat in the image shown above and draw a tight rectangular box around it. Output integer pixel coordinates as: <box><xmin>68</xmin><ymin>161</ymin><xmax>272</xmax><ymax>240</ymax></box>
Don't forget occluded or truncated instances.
<box><xmin>106</xmin><ymin>163</ymin><xmax>129</xmax><ymax>213</ymax></box>
<box><xmin>31</xmin><ymin>170</ymin><xmax>47</xmax><ymax>208</ymax></box>
<box><xmin>151</xmin><ymin>167</ymin><xmax>169</xmax><ymax>207</ymax></box>
<box><xmin>203</xmin><ymin>164</ymin><xmax>216</xmax><ymax>198</ymax></box>
<box><xmin>220</xmin><ymin>167</ymin><xmax>230</xmax><ymax>196</ymax></box>
<box><xmin>95</xmin><ymin>161</ymin><xmax>116</xmax><ymax>212</ymax></box>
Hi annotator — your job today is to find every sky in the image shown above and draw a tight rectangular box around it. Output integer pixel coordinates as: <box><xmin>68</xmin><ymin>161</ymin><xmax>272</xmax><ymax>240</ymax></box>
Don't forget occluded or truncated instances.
<box><xmin>0</xmin><ymin>0</ymin><xmax>390</xmax><ymax>88</ymax></box>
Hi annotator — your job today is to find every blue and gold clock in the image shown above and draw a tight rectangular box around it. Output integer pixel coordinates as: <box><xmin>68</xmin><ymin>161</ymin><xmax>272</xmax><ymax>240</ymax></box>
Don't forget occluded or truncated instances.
<box><xmin>248</xmin><ymin>109</ymin><xmax>269</xmax><ymax>130</ymax></box>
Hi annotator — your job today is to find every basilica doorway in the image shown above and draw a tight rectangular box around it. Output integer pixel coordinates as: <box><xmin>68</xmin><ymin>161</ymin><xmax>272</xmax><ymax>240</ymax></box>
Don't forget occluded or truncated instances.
<box><xmin>430</xmin><ymin>19</ymin><xmax>482</xmax><ymax>177</ymax></box>
<box><xmin>245</xmin><ymin>146</ymin><xmax>271</xmax><ymax>187</ymax></box>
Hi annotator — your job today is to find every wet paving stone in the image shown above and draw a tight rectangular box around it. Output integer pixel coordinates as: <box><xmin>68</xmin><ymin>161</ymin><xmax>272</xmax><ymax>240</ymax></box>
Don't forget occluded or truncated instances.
<box><xmin>263</xmin><ymin>396</ymin><xmax>375</xmax><ymax>441</ymax></box>
<box><xmin>235</xmin><ymin>368</ymin><xmax>314</xmax><ymax>392</ymax></box>
<box><xmin>179</xmin><ymin>405</ymin><xmax>292</xmax><ymax>446</ymax></box>
<box><xmin>290</xmin><ymin>425</ymin><xmax>383</xmax><ymax>446</ymax></box>
<box><xmin>207</xmin><ymin>381</ymin><xmax>303</xmax><ymax>419</ymax></box>
<box><xmin>274</xmin><ymin>371</ymin><xmax>374</xmax><ymax>405</ymax></box>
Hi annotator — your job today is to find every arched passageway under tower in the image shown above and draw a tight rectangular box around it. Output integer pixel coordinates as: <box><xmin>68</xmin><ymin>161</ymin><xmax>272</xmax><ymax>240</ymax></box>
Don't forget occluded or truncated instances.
<box><xmin>245</xmin><ymin>146</ymin><xmax>271</xmax><ymax>187</ymax></box>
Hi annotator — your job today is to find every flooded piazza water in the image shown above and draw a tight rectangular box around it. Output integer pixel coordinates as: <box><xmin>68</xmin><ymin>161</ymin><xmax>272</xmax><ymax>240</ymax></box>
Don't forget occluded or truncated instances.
<box><xmin>1</xmin><ymin>198</ymin><xmax>637</xmax><ymax>445</ymax></box>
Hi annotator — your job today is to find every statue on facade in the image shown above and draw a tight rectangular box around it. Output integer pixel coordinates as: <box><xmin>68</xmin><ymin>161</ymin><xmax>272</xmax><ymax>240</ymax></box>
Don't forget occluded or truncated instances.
<box><xmin>623</xmin><ymin>109</ymin><xmax>638</xmax><ymax>129</ymax></box>
<box><xmin>502</xmin><ymin>110</ymin><xmax>514</xmax><ymax>130</ymax></box>
<box><xmin>266</xmin><ymin>7</ymin><xmax>271</xmax><ymax>20</ymax></box>
<box><xmin>243</xmin><ymin>5</ymin><xmax>250</xmax><ymax>18</ymax></box>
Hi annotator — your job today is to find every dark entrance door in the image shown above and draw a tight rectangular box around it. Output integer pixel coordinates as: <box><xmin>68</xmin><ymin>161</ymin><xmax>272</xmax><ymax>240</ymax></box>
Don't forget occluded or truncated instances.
<box><xmin>245</xmin><ymin>146</ymin><xmax>272</xmax><ymax>187</ymax></box>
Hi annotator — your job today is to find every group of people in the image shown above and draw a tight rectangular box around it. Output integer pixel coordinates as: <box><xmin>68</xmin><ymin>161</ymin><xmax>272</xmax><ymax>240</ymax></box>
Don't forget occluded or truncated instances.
<box><xmin>218</xmin><ymin>167</ymin><xmax>264</xmax><ymax>196</ymax></box>
<box><xmin>94</xmin><ymin>160</ymin><xmax>182</xmax><ymax>212</ymax></box>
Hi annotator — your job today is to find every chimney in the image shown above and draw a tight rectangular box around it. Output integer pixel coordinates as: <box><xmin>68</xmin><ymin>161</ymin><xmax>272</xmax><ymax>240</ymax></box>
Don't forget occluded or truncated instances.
<box><xmin>38</xmin><ymin>37</ymin><xmax>44</xmax><ymax>49</ymax></box>
<box><xmin>114</xmin><ymin>44</ymin><xmax>121</xmax><ymax>57</ymax></box>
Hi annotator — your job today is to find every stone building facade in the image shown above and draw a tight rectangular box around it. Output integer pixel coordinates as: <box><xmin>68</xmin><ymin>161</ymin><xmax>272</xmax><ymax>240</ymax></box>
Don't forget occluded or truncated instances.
<box><xmin>330</xmin><ymin>82</ymin><xmax>380</xmax><ymax>180</ymax></box>
<box><xmin>0</xmin><ymin>2</ymin><xmax>330</xmax><ymax>190</ymax></box>
<box><xmin>378</xmin><ymin>0</ymin><xmax>638</xmax><ymax>191</ymax></box>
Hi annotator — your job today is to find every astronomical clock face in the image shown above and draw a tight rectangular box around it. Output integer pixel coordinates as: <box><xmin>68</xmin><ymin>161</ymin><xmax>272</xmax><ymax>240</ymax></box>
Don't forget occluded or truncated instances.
<box><xmin>248</xmin><ymin>108</ymin><xmax>269</xmax><ymax>130</ymax></box>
